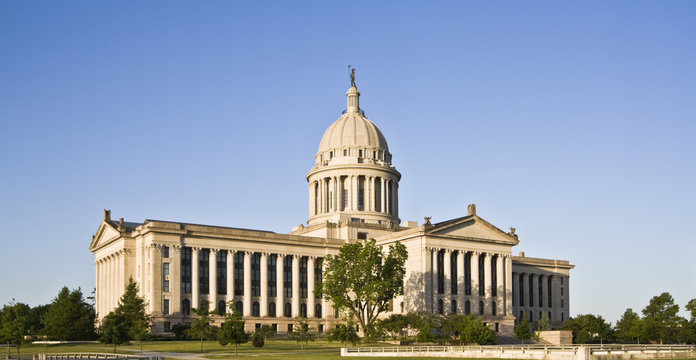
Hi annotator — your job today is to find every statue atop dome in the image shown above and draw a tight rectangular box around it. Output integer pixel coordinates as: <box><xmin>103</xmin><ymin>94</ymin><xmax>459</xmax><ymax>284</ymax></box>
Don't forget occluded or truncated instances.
<box><xmin>349</xmin><ymin>65</ymin><xmax>356</xmax><ymax>87</ymax></box>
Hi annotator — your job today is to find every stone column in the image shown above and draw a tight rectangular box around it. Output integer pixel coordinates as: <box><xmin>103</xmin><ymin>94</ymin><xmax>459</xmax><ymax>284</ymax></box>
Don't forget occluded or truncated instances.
<box><xmin>260</xmin><ymin>253</ymin><xmax>268</xmax><ymax>317</ymax></box>
<box><xmin>380</xmin><ymin>177</ymin><xmax>386</xmax><ymax>213</ymax></box>
<box><xmin>276</xmin><ymin>254</ymin><xmax>285</xmax><ymax>317</ymax></box>
<box><xmin>496</xmin><ymin>255</ymin><xmax>505</xmax><ymax>314</ymax></box>
<box><xmin>171</xmin><ymin>246</ymin><xmax>181</xmax><ymax>314</ymax></box>
<box><xmin>307</xmin><ymin>256</ymin><xmax>315</xmax><ymax>318</ymax></box>
<box><xmin>552</xmin><ymin>275</ymin><xmax>562</xmax><ymax>322</ymax></box>
<box><xmin>521</xmin><ymin>273</ymin><xmax>529</xmax><ymax>317</ymax></box>
<box><xmin>191</xmin><ymin>247</ymin><xmax>200</xmax><ymax>311</ymax></box>
<box><xmin>470</xmin><ymin>252</ymin><xmax>480</xmax><ymax>314</ymax></box>
<box><xmin>432</xmin><ymin>249</ymin><xmax>439</xmax><ymax>310</ymax></box>
<box><xmin>505</xmin><ymin>256</ymin><xmax>513</xmax><ymax>316</ymax></box>
<box><xmin>150</xmin><ymin>246</ymin><xmax>162</xmax><ymax>314</ymax></box>
<box><xmin>563</xmin><ymin>276</ymin><xmax>570</xmax><ymax>322</ymax></box>
<box><xmin>385</xmin><ymin>179</ymin><xmax>390</xmax><ymax>214</ymax></box>
<box><xmin>351</xmin><ymin>176</ymin><xmax>358</xmax><ymax>211</ymax></box>
<box><xmin>209</xmin><ymin>249</ymin><xmax>218</xmax><ymax>304</ymax></box>
<box><xmin>328</xmin><ymin>177</ymin><xmax>334</xmax><ymax>212</ymax></box>
<box><xmin>370</xmin><ymin>177</ymin><xmax>376</xmax><ymax>212</ymax></box>
<box><xmin>292</xmin><ymin>255</ymin><xmax>300</xmax><ymax>317</ymax></box>
<box><xmin>457</xmin><ymin>251</ymin><xmax>465</xmax><ymax>313</ymax></box>
<box><xmin>226</xmin><ymin>250</ymin><xmax>234</xmax><ymax>311</ymax></box>
<box><xmin>512</xmin><ymin>272</ymin><xmax>519</xmax><ymax>309</ymax></box>
<box><xmin>95</xmin><ymin>260</ymin><xmax>100</xmax><ymax>318</ymax></box>
<box><xmin>423</xmin><ymin>247</ymin><xmax>432</xmax><ymax>312</ymax></box>
<box><xmin>443</xmin><ymin>249</ymin><xmax>451</xmax><ymax>313</ymax></box>
<box><xmin>394</xmin><ymin>182</ymin><xmax>399</xmax><ymax>219</ymax></box>
<box><xmin>483</xmin><ymin>253</ymin><xmax>492</xmax><ymax>315</ymax></box>
<box><xmin>119</xmin><ymin>251</ymin><xmax>125</xmax><ymax>299</ymax></box>
<box><xmin>243</xmin><ymin>251</ymin><xmax>251</xmax><ymax>316</ymax></box>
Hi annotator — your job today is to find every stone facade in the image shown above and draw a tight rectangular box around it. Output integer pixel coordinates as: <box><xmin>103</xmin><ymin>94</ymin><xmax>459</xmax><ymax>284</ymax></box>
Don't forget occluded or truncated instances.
<box><xmin>89</xmin><ymin>81</ymin><xmax>573</xmax><ymax>335</ymax></box>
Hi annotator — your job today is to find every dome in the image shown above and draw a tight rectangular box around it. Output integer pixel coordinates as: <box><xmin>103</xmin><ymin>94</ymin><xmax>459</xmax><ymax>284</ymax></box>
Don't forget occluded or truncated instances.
<box><xmin>317</xmin><ymin>86</ymin><xmax>389</xmax><ymax>154</ymax></box>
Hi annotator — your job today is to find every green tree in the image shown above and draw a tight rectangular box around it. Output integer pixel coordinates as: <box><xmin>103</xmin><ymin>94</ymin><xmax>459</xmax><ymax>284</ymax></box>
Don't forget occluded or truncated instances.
<box><xmin>319</xmin><ymin>239</ymin><xmax>407</xmax><ymax>340</ymax></box>
<box><xmin>251</xmin><ymin>331</ymin><xmax>265</xmax><ymax>348</ymax></box>
<box><xmin>378</xmin><ymin>314</ymin><xmax>408</xmax><ymax>339</ymax></box>
<box><xmin>327</xmin><ymin>322</ymin><xmax>360</xmax><ymax>347</ymax></box>
<box><xmin>217</xmin><ymin>307</ymin><xmax>249</xmax><ymax>356</ymax></box>
<box><xmin>615</xmin><ymin>308</ymin><xmax>644</xmax><ymax>343</ymax></box>
<box><xmin>0</xmin><ymin>301</ymin><xmax>31</xmax><ymax>358</ymax></box>
<box><xmin>561</xmin><ymin>314</ymin><xmax>612</xmax><ymax>344</ymax></box>
<box><xmin>536</xmin><ymin>313</ymin><xmax>551</xmax><ymax>331</ymax></box>
<box><xmin>99</xmin><ymin>278</ymin><xmax>151</xmax><ymax>352</ymax></box>
<box><xmin>99</xmin><ymin>312</ymin><xmax>130</xmax><ymax>352</ymax></box>
<box><xmin>460</xmin><ymin>315</ymin><xmax>496</xmax><ymax>345</ymax></box>
<box><xmin>642</xmin><ymin>292</ymin><xmax>681</xmax><ymax>343</ymax></box>
<box><xmin>43</xmin><ymin>287</ymin><xmax>96</xmax><ymax>340</ymax></box>
<box><xmin>288</xmin><ymin>317</ymin><xmax>316</xmax><ymax>350</ymax></box>
<box><xmin>686</xmin><ymin>299</ymin><xmax>696</xmax><ymax>321</ymax></box>
<box><xmin>515</xmin><ymin>314</ymin><xmax>533</xmax><ymax>344</ymax></box>
<box><xmin>255</xmin><ymin>324</ymin><xmax>275</xmax><ymax>342</ymax></box>
<box><xmin>187</xmin><ymin>299</ymin><xmax>216</xmax><ymax>353</ymax></box>
<box><xmin>415</xmin><ymin>314</ymin><xmax>435</xmax><ymax>343</ymax></box>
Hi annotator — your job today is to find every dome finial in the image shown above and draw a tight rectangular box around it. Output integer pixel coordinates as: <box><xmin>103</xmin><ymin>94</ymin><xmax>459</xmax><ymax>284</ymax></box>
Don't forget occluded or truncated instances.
<box><xmin>346</xmin><ymin>66</ymin><xmax>360</xmax><ymax>113</ymax></box>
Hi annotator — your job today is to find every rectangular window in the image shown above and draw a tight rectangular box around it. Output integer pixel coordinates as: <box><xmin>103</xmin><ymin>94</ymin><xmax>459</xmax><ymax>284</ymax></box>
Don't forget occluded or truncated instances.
<box><xmin>374</xmin><ymin>178</ymin><xmax>381</xmax><ymax>212</ymax></box>
<box><xmin>163</xmin><ymin>279</ymin><xmax>169</xmax><ymax>292</ymax></box>
<box><xmin>217</xmin><ymin>250</ymin><xmax>227</xmax><ymax>295</ymax></box>
<box><xmin>451</xmin><ymin>252</ymin><xmax>458</xmax><ymax>295</ymax></box>
<box><xmin>300</xmin><ymin>257</ymin><xmax>308</xmax><ymax>298</ymax></box>
<box><xmin>252</xmin><ymin>253</ymin><xmax>261</xmax><ymax>297</ymax></box>
<box><xmin>315</xmin><ymin>258</ymin><xmax>323</xmax><ymax>299</ymax></box>
<box><xmin>538</xmin><ymin>276</ymin><xmax>543</xmax><ymax>306</ymax></box>
<box><xmin>357</xmin><ymin>176</ymin><xmax>365</xmax><ymax>211</ymax></box>
<box><xmin>437</xmin><ymin>251</ymin><xmax>444</xmax><ymax>294</ymax></box>
<box><xmin>283</xmin><ymin>256</ymin><xmax>293</xmax><ymax>298</ymax></box>
<box><xmin>548</xmin><ymin>277</ymin><xmax>553</xmax><ymax>307</ymax></box>
<box><xmin>199</xmin><ymin>249</ymin><xmax>210</xmax><ymax>295</ymax></box>
<box><xmin>529</xmin><ymin>276</ymin><xmax>534</xmax><ymax>307</ymax></box>
<box><xmin>357</xmin><ymin>232</ymin><xmax>367</xmax><ymax>240</ymax></box>
<box><xmin>268</xmin><ymin>254</ymin><xmax>277</xmax><ymax>297</ymax></box>
<box><xmin>162</xmin><ymin>246</ymin><xmax>169</xmax><ymax>258</ymax></box>
<box><xmin>164</xmin><ymin>322</ymin><xmax>171</xmax><ymax>332</ymax></box>
<box><xmin>491</xmin><ymin>256</ymin><xmax>497</xmax><ymax>297</ymax></box>
<box><xmin>478</xmin><ymin>256</ymin><xmax>485</xmax><ymax>296</ymax></box>
<box><xmin>163</xmin><ymin>299</ymin><xmax>170</xmax><ymax>315</ymax></box>
<box><xmin>519</xmin><ymin>275</ymin><xmax>524</xmax><ymax>306</ymax></box>
<box><xmin>234</xmin><ymin>252</ymin><xmax>244</xmax><ymax>296</ymax></box>
<box><xmin>181</xmin><ymin>247</ymin><xmax>192</xmax><ymax>294</ymax></box>
<box><xmin>464</xmin><ymin>253</ymin><xmax>471</xmax><ymax>295</ymax></box>
<box><xmin>163</xmin><ymin>262</ymin><xmax>169</xmax><ymax>276</ymax></box>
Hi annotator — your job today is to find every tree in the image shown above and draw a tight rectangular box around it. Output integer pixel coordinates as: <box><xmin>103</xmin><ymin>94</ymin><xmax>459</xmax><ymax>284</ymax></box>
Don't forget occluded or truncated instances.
<box><xmin>536</xmin><ymin>313</ymin><xmax>551</xmax><ymax>331</ymax></box>
<box><xmin>217</xmin><ymin>307</ymin><xmax>249</xmax><ymax>356</ymax></box>
<box><xmin>615</xmin><ymin>308</ymin><xmax>644</xmax><ymax>343</ymax></box>
<box><xmin>415</xmin><ymin>314</ymin><xmax>435</xmax><ymax>343</ymax></box>
<box><xmin>378</xmin><ymin>314</ymin><xmax>409</xmax><ymax>339</ymax></box>
<box><xmin>0</xmin><ymin>301</ymin><xmax>31</xmax><ymax>358</ymax></box>
<box><xmin>43</xmin><ymin>287</ymin><xmax>96</xmax><ymax>340</ymax></box>
<box><xmin>255</xmin><ymin>325</ymin><xmax>275</xmax><ymax>342</ymax></box>
<box><xmin>686</xmin><ymin>299</ymin><xmax>696</xmax><ymax>322</ymax></box>
<box><xmin>187</xmin><ymin>299</ymin><xmax>216</xmax><ymax>353</ymax></box>
<box><xmin>99</xmin><ymin>278</ymin><xmax>151</xmax><ymax>352</ymax></box>
<box><xmin>642</xmin><ymin>292</ymin><xmax>681</xmax><ymax>343</ymax></box>
<box><xmin>327</xmin><ymin>322</ymin><xmax>360</xmax><ymax>347</ymax></box>
<box><xmin>251</xmin><ymin>331</ymin><xmax>265</xmax><ymax>348</ymax></box>
<box><xmin>515</xmin><ymin>314</ymin><xmax>533</xmax><ymax>344</ymax></box>
<box><xmin>319</xmin><ymin>239</ymin><xmax>408</xmax><ymax>340</ymax></box>
<box><xmin>460</xmin><ymin>315</ymin><xmax>496</xmax><ymax>345</ymax></box>
<box><xmin>288</xmin><ymin>317</ymin><xmax>315</xmax><ymax>350</ymax></box>
<box><xmin>561</xmin><ymin>314</ymin><xmax>612</xmax><ymax>344</ymax></box>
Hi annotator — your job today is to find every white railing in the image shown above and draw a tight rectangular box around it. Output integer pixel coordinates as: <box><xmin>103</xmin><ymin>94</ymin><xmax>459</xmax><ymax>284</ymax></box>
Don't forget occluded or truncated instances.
<box><xmin>37</xmin><ymin>354</ymin><xmax>163</xmax><ymax>360</ymax></box>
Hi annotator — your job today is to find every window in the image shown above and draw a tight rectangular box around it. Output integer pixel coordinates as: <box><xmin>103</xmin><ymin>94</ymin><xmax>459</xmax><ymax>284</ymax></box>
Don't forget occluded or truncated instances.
<box><xmin>343</xmin><ymin>149</ymin><xmax>348</xmax><ymax>156</ymax></box>
<box><xmin>255</xmin><ymin>323</ymin><xmax>261</xmax><ymax>330</ymax></box>
<box><xmin>374</xmin><ymin>178</ymin><xmax>381</xmax><ymax>212</ymax></box>
<box><xmin>181</xmin><ymin>247</ymin><xmax>192</xmax><ymax>294</ymax></box>
<box><xmin>235</xmin><ymin>301</ymin><xmax>243</xmax><ymax>314</ymax></box>
<box><xmin>300</xmin><ymin>303</ymin><xmax>307</xmax><ymax>317</ymax></box>
<box><xmin>252</xmin><ymin>253</ymin><xmax>261</xmax><ymax>296</ymax></box>
<box><xmin>284</xmin><ymin>302</ymin><xmax>291</xmax><ymax>317</ymax></box>
<box><xmin>315</xmin><ymin>303</ymin><xmax>322</xmax><ymax>318</ymax></box>
<box><xmin>492</xmin><ymin>301</ymin><xmax>497</xmax><ymax>316</ymax></box>
<box><xmin>252</xmin><ymin>301</ymin><xmax>260</xmax><ymax>317</ymax></box>
<box><xmin>400</xmin><ymin>302</ymin><xmax>404</xmax><ymax>313</ymax></box>
<box><xmin>199</xmin><ymin>249</ymin><xmax>210</xmax><ymax>295</ymax></box>
<box><xmin>268</xmin><ymin>254</ymin><xmax>277</xmax><ymax>297</ymax></box>
<box><xmin>437</xmin><ymin>299</ymin><xmax>444</xmax><ymax>314</ymax></box>
<box><xmin>217</xmin><ymin>250</ymin><xmax>227</xmax><ymax>295</ymax></box>
<box><xmin>163</xmin><ymin>262</ymin><xmax>169</xmax><ymax>275</ymax></box>
<box><xmin>491</xmin><ymin>256</ymin><xmax>497</xmax><ymax>297</ymax></box>
<box><xmin>479</xmin><ymin>301</ymin><xmax>484</xmax><ymax>315</ymax></box>
<box><xmin>319</xmin><ymin>324</ymin><xmax>324</xmax><ymax>333</ymax></box>
<box><xmin>529</xmin><ymin>311</ymin><xmax>533</xmax><ymax>322</ymax></box>
<box><xmin>357</xmin><ymin>232</ymin><xmax>367</xmax><ymax>240</ymax></box>
<box><xmin>314</xmin><ymin>258</ymin><xmax>323</xmax><ymax>298</ymax></box>
<box><xmin>163</xmin><ymin>280</ymin><xmax>169</xmax><ymax>292</ymax></box>
<box><xmin>283</xmin><ymin>256</ymin><xmax>293</xmax><ymax>298</ymax></box>
<box><xmin>451</xmin><ymin>251</ymin><xmax>458</xmax><ymax>294</ymax></box>
<box><xmin>269</xmin><ymin>302</ymin><xmax>276</xmax><ymax>317</ymax></box>
<box><xmin>437</xmin><ymin>250</ymin><xmax>444</xmax><ymax>294</ymax></box>
<box><xmin>518</xmin><ymin>275</ymin><xmax>524</xmax><ymax>306</ymax></box>
<box><xmin>357</xmin><ymin>176</ymin><xmax>365</xmax><ymax>210</ymax></box>
<box><xmin>235</xmin><ymin>252</ymin><xmax>244</xmax><ymax>296</ymax></box>
<box><xmin>182</xmin><ymin>299</ymin><xmax>190</xmax><ymax>315</ymax></box>
<box><xmin>495</xmin><ymin>323</ymin><xmax>499</xmax><ymax>333</ymax></box>
<box><xmin>288</xmin><ymin>324</ymin><xmax>293</xmax><ymax>333</ymax></box>
<box><xmin>465</xmin><ymin>300</ymin><xmax>470</xmax><ymax>315</ymax></box>
<box><xmin>300</xmin><ymin>257</ymin><xmax>308</xmax><ymax>298</ymax></box>
<box><xmin>272</xmin><ymin>324</ymin><xmax>277</xmax><ymax>333</ymax></box>
<box><xmin>539</xmin><ymin>311</ymin><xmax>543</xmax><ymax>321</ymax></box>
<box><xmin>163</xmin><ymin>299</ymin><xmax>169</xmax><ymax>315</ymax></box>
<box><xmin>464</xmin><ymin>252</ymin><xmax>471</xmax><ymax>295</ymax></box>
<box><xmin>548</xmin><ymin>276</ymin><xmax>553</xmax><ymax>307</ymax></box>
<box><xmin>538</xmin><ymin>276</ymin><xmax>543</xmax><ymax>307</ymax></box>
<box><xmin>162</xmin><ymin>246</ymin><xmax>169</xmax><ymax>258</ymax></box>
<box><xmin>478</xmin><ymin>256</ymin><xmax>485</xmax><ymax>296</ymax></box>
<box><xmin>218</xmin><ymin>300</ymin><xmax>226</xmax><ymax>315</ymax></box>
<box><xmin>548</xmin><ymin>311</ymin><xmax>552</xmax><ymax>321</ymax></box>
<box><xmin>164</xmin><ymin>322</ymin><xmax>171</xmax><ymax>332</ymax></box>
<box><xmin>451</xmin><ymin>300</ymin><xmax>457</xmax><ymax>314</ymax></box>
<box><xmin>358</xmin><ymin>149</ymin><xmax>362</xmax><ymax>157</ymax></box>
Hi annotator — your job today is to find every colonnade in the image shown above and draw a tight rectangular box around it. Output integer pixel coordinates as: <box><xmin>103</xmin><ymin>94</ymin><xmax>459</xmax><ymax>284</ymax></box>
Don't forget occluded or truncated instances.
<box><xmin>309</xmin><ymin>175</ymin><xmax>397</xmax><ymax>217</ymax></box>
<box><xmin>512</xmin><ymin>271</ymin><xmax>567</xmax><ymax>324</ymax></box>
<box><xmin>426</xmin><ymin>248</ymin><xmax>513</xmax><ymax>318</ymax></box>
<box><xmin>95</xmin><ymin>249</ymin><xmax>129</xmax><ymax>317</ymax></box>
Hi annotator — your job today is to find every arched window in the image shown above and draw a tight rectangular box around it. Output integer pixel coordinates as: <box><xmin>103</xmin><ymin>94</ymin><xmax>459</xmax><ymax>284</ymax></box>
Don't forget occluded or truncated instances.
<box><xmin>492</xmin><ymin>301</ymin><xmax>497</xmax><ymax>316</ymax></box>
<box><xmin>315</xmin><ymin>303</ymin><xmax>322</xmax><ymax>318</ymax></box>
<box><xmin>548</xmin><ymin>311</ymin><xmax>552</xmax><ymax>321</ymax></box>
<box><xmin>300</xmin><ymin>303</ymin><xmax>307</xmax><ymax>317</ymax></box>
<box><xmin>235</xmin><ymin>301</ymin><xmax>243</xmax><ymax>314</ymax></box>
<box><xmin>284</xmin><ymin>302</ymin><xmax>292</xmax><ymax>317</ymax></box>
<box><xmin>269</xmin><ymin>302</ymin><xmax>276</xmax><ymax>317</ymax></box>
<box><xmin>519</xmin><ymin>310</ymin><xmax>523</xmax><ymax>320</ymax></box>
<box><xmin>539</xmin><ymin>311</ymin><xmax>542</xmax><ymax>321</ymax></box>
<box><xmin>437</xmin><ymin>299</ymin><xmax>444</xmax><ymax>314</ymax></box>
<box><xmin>465</xmin><ymin>300</ymin><xmax>470</xmax><ymax>315</ymax></box>
<box><xmin>529</xmin><ymin>311</ymin><xmax>533</xmax><ymax>322</ymax></box>
<box><xmin>451</xmin><ymin>300</ymin><xmax>457</xmax><ymax>314</ymax></box>
<box><xmin>218</xmin><ymin>300</ymin><xmax>226</xmax><ymax>315</ymax></box>
<box><xmin>479</xmin><ymin>301</ymin><xmax>484</xmax><ymax>315</ymax></box>
<box><xmin>182</xmin><ymin>299</ymin><xmax>190</xmax><ymax>315</ymax></box>
<box><xmin>252</xmin><ymin>301</ymin><xmax>260</xmax><ymax>317</ymax></box>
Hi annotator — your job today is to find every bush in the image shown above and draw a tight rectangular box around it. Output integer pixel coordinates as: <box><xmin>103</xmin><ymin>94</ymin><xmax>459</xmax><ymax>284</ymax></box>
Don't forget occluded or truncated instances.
<box><xmin>252</xmin><ymin>331</ymin><xmax>265</xmax><ymax>347</ymax></box>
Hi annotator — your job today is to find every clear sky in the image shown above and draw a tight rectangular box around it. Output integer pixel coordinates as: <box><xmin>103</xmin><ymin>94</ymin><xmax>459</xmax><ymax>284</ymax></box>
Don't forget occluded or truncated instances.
<box><xmin>1</xmin><ymin>1</ymin><xmax>694</xmax><ymax>323</ymax></box>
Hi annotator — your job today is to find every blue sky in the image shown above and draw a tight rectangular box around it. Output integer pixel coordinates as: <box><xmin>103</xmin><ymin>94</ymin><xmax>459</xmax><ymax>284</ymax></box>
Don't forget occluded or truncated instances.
<box><xmin>1</xmin><ymin>1</ymin><xmax>694</xmax><ymax>323</ymax></box>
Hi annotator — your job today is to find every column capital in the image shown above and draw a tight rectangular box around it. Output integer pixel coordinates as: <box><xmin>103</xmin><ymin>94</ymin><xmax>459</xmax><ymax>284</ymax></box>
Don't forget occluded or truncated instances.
<box><xmin>191</xmin><ymin>246</ymin><xmax>202</xmax><ymax>252</ymax></box>
<box><xmin>471</xmin><ymin>251</ymin><xmax>481</xmax><ymax>256</ymax></box>
<box><xmin>171</xmin><ymin>244</ymin><xmax>182</xmax><ymax>252</ymax></box>
<box><xmin>443</xmin><ymin>248</ymin><xmax>452</xmax><ymax>254</ymax></box>
<box><xmin>209</xmin><ymin>248</ymin><xmax>219</xmax><ymax>254</ymax></box>
<box><xmin>277</xmin><ymin>253</ymin><xmax>286</xmax><ymax>260</ymax></box>
<box><xmin>261</xmin><ymin>252</ymin><xmax>271</xmax><ymax>258</ymax></box>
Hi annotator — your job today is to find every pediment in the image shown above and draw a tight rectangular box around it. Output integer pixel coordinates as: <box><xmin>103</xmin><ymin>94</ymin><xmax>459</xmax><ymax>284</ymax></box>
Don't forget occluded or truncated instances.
<box><xmin>427</xmin><ymin>216</ymin><xmax>518</xmax><ymax>244</ymax></box>
<box><xmin>89</xmin><ymin>221</ymin><xmax>122</xmax><ymax>251</ymax></box>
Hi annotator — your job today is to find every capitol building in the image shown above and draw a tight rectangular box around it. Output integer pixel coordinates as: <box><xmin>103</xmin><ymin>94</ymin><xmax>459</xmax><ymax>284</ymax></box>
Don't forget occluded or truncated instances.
<box><xmin>89</xmin><ymin>78</ymin><xmax>573</xmax><ymax>335</ymax></box>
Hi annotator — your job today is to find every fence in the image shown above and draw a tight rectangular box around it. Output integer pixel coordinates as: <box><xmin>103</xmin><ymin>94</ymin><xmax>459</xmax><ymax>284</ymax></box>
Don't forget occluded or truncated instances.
<box><xmin>35</xmin><ymin>354</ymin><xmax>163</xmax><ymax>360</ymax></box>
<box><xmin>341</xmin><ymin>344</ymin><xmax>696</xmax><ymax>359</ymax></box>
